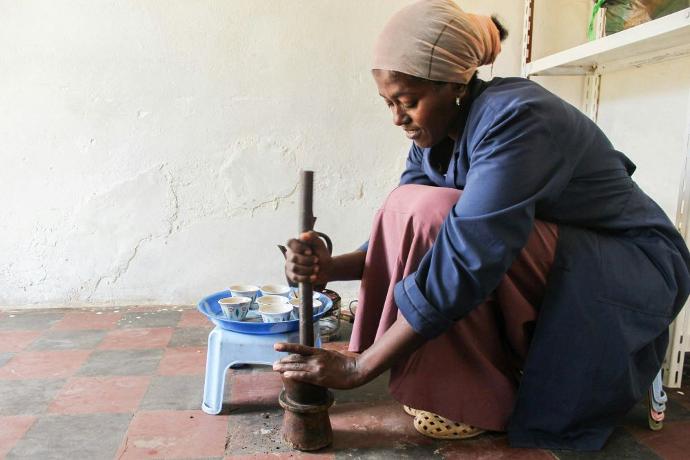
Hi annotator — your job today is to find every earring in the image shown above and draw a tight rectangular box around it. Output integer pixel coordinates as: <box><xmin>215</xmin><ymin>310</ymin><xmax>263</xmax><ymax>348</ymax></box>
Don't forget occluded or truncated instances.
<box><xmin>456</xmin><ymin>96</ymin><xmax>461</xmax><ymax>107</ymax></box>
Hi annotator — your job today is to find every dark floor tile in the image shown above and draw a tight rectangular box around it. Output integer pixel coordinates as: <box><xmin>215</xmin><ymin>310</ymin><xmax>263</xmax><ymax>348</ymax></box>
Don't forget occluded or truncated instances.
<box><xmin>438</xmin><ymin>433</ymin><xmax>554</xmax><ymax>459</ymax></box>
<box><xmin>631</xmin><ymin>420</ymin><xmax>690</xmax><ymax>460</ymax></box>
<box><xmin>330</xmin><ymin>400</ymin><xmax>432</xmax><ymax>451</ymax></box>
<box><xmin>77</xmin><ymin>349</ymin><xmax>164</xmax><ymax>376</ymax></box>
<box><xmin>7</xmin><ymin>413</ymin><xmax>131</xmax><ymax>460</ymax></box>
<box><xmin>117</xmin><ymin>310</ymin><xmax>182</xmax><ymax>328</ymax></box>
<box><xmin>623</xmin><ymin>398</ymin><xmax>690</xmax><ymax>429</ymax></box>
<box><xmin>224</xmin><ymin>407</ymin><xmax>291</xmax><ymax>456</ymax></box>
<box><xmin>660</xmin><ymin>399</ymin><xmax>690</xmax><ymax>422</ymax></box>
<box><xmin>139</xmin><ymin>375</ymin><xmax>205</xmax><ymax>410</ymax></box>
<box><xmin>0</xmin><ymin>352</ymin><xmax>14</xmax><ymax>367</ymax></box>
<box><xmin>169</xmin><ymin>327</ymin><xmax>211</xmax><ymax>347</ymax></box>
<box><xmin>178</xmin><ymin>309</ymin><xmax>213</xmax><ymax>328</ymax></box>
<box><xmin>335</xmin><ymin>446</ymin><xmax>441</xmax><ymax>459</ymax></box>
<box><xmin>553</xmin><ymin>427</ymin><xmax>661</xmax><ymax>460</ymax></box>
<box><xmin>226</xmin><ymin>454</ymin><xmax>333</xmax><ymax>460</ymax></box>
<box><xmin>0</xmin><ymin>379</ymin><xmax>66</xmax><ymax>416</ymax></box>
<box><xmin>28</xmin><ymin>330</ymin><xmax>106</xmax><ymax>350</ymax></box>
<box><xmin>0</xmin><ymin>312</ymin><xmax>64</xmax><ymax>331</ymax></box>
<box><xmin>332</xmin><ymin>371</ymin><xmax>392</xmax><ymax>404</ymax></box>
<box><xmin>667</xmin><ymin>387</ymin><xmax>690</xmax><ymax>412</ymax></box>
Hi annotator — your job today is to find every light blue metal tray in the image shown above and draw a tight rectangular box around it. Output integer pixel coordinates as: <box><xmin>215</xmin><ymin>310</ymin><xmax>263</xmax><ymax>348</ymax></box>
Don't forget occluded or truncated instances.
<box><xmin>197</xmin><ymin>290</ymin><xmax>333</xmax><ymax>335</ymax></box>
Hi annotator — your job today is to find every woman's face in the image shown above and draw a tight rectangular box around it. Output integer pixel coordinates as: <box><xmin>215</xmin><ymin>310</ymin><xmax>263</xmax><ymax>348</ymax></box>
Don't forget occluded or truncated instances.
<box><xmin>373</xmin><ymin>69</ymin><xmax>463</xmax><ymax>148</ymax></box>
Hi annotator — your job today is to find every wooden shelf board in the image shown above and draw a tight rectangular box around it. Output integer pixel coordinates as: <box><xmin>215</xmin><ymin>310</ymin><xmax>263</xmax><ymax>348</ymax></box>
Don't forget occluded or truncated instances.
<box><xmin>527</xmin><ymin>7</ymin><xmax>690</xmax><ymax>76</ymax></box>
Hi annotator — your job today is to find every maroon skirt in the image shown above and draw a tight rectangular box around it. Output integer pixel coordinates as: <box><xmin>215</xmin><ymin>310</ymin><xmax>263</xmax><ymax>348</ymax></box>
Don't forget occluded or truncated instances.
<box><xmin>349</xmin><ymin>184</ymin><xmax>558</xmax><ymax>431</ymax></box>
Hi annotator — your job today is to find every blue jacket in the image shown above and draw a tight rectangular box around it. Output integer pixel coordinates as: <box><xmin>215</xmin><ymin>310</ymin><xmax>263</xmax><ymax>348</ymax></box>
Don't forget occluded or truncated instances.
<box><xmin>391</xmin><ymin>77</ymin><xmax>690</xmax><ymax>450</ymax></box>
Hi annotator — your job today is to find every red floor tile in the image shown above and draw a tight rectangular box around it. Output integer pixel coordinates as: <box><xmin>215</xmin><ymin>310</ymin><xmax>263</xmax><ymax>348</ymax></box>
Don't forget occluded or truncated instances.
<box><xmin>630</xmin><ymin>420</ymin><xmax>690</xmax><ymax>460</ymax></box>
<box><xmin>125</xmin><ymin>306</ymin><xmax>185</xmax><ymax>313</ymax></box>
<box><xmin>329</xmin><ymin>400</ymin><xmax>430</xmax><ymax>449</ymax></box>
<box><xmin>52</xmin><ymin>311</ymin><xmax>122</xmax><ymax>331</ymax></box>
<box><xmin>0</xmin><ymin>331</ymin><xmax>41</xmax><ymax>352</ymax></box>
<box><xmin>178</xmin><ymin>310</ymin><xmax>212</xmax><ymax>328</ymax></box>
<box><xmin>116</xmin><ymin>410</ymin><xmax>228</xmax><ymax>459</ymax></box>
<box><xmin>229</xmin><ymin>371</ymin><xmax>284</xmax><ymax>406</ymax></box>
<box><xmin>98</xmin><ymin>328</ymin><xmax>173</xmax><ymax>350</ymax></box>
<box><xmin>667</xmin><ymin>387</ymin><xmax>690</xmax><ymax>412</ymax></box>
<box><xmin>226</xmin><ymin>454</ymin><xmax>334</xmax><ymax>459</ymax></box>
<box><xmin>48</xmin><ymin>376</ymin><xmax>151</xmax><ymax>414</ymax></box>
<box><xmin>0</xmin><ymin>350</ymin><xmax>91</xmax><ymax>379</ymax></box>
<box><xmin>438</xmin><ymin>435</ymin><xmax>553</xmax><ymax>459</ymax></box>
<box><xmin>0</xmin><ymin>416</ymin><xmax>37</xmax><ymax>458</ymax></box>
<box><xmin>158</xmin><ymin>347</ymin><xmax>207</xmax><ymax>376</ymax></box>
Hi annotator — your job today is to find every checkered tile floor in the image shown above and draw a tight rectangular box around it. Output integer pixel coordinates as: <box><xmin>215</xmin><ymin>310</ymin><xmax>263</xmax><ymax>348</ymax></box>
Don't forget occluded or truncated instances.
<box><xmin>1</xmin><ymin>306</ymin><xmax>689</xmax><ymax>459</ymax></box>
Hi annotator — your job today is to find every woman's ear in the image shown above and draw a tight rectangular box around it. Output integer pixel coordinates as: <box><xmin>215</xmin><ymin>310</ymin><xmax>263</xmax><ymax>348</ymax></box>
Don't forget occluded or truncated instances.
<box><xmin>453</xmin><ymin>83</ymin><xmax>468</xmax><ymax>99</ymax></box>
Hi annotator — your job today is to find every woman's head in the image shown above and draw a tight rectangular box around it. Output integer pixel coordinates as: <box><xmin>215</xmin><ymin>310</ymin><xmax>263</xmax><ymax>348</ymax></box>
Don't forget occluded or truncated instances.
<box><xmin>372</xmin><ymin>0</ymin><xmax>507</xmax><ymax>147</ymax></box>
<box><xmin>372</xmin><ymin>0</ymin><xmax>504</xmax><ymax>84</ymax></box>
<box><xmin>373</xmin><ymin>69</ymin><xmax>466</xmax><ymax>148</ymax></box>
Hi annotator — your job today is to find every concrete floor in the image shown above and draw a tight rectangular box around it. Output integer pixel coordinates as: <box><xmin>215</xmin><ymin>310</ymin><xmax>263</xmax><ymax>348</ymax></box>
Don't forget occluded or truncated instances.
<box><xmin>1</xmin><ymin>305</ymin><xmax>689</xmax><ymax>459</ymax></box>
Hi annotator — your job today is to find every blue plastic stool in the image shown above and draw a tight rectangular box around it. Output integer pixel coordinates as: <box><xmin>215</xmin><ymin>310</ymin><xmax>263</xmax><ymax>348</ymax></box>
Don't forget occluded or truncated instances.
<box><xmin>201</xmin><ymin>325</ymin><xmax>321</xmax><ymax>415</ymax></box>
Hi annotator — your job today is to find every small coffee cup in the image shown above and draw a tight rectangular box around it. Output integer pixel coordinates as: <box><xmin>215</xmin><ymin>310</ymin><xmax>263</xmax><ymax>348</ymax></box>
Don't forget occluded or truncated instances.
<box><xmin>260</xmin><ymin>284</ymin><xmax>291</xmax><ymax>298</ymax></box>
<box><xmin>258</xmin><ymin>303</ymin><xmax>293</xmax><ymax>323</ymax></box>
<box><xmin>228</xmin><ymin>284</ymin><xmax>260</xmax><ymax>308</ymax></box>
<box><xmin>256</xmin><ymin>295</ymin><xmax>289</xmax><ymax>308</ymax></box>
<box><xmin>289</xmin><ymin>289</ymin><xmax>322</xmax><ymax>301</ymax></box>
<box><xmin>218</xmin><ymin>296</ymin><xmax>252</xmax><ymax>321</ymax></box>
<box><xmin>288</xmin><ymin>298</ymin><xmax>323</xmax><ymax>319</ymax></box>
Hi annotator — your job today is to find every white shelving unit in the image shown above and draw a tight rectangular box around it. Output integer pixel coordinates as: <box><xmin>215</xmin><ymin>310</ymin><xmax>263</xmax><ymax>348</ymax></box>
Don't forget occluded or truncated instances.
<box><xmin>521</xmin><ymin>1</ymin><xmax>690</xmax><ymax>388</ymax></box>
<box><xmin>525</xmin><ymin>7</ymin><xmax>690</xmax><ymax>77</ymax></box>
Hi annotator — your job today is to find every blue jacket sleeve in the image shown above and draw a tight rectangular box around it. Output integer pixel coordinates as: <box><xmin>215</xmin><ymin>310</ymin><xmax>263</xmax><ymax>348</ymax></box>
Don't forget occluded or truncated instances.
<box><xmin>394</xmin><ymin>102</ymin><xmax>574</xmax><ymax>339</ymax></box>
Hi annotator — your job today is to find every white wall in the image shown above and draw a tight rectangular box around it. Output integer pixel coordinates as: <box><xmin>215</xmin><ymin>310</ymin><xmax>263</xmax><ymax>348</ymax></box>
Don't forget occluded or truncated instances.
<box><xmin>0</xmin><ymin>0</ymin><xmax>524</xmax><ymax>308</ymax></box>
<box><xmin>598</xmin><ymin>60</ymin><xmax>690</xmax><ymax>220</ymax></box>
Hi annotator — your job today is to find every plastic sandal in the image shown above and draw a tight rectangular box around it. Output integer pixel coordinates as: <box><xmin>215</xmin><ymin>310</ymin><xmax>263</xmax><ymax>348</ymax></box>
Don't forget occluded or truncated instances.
<box><xmin>413</xmin><ymin>410</ymin><xmax>484</xmax><ymax>440</ymax></box>
<box><xmin>403</xmin><ymin>405</ymin><xmax>419</xmax><ymax>416</ymax></box>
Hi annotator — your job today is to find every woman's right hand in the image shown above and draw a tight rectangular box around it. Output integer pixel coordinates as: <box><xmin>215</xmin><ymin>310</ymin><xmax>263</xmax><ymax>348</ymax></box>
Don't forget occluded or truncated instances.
<box><xmin>285</xmin><ymin>231</ymin><xmax>332</xmax><ymax>285</ymax></box>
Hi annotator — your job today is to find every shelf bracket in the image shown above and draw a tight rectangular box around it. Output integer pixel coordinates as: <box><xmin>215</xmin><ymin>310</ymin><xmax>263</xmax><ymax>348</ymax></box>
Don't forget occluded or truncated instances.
<box><xmin>583</xmin><ymin>72</ymin><xmax>601</xmax><ymax>122</ymax></box>
<box><xmin>582</xmin><ymin>6</ymin><xmax>606</xmax><ymax>121</ymax></box>
<box><xmin>521</xmin><ymin>0</ymin><xmax>534</xmax><ymax>78</ymax></box>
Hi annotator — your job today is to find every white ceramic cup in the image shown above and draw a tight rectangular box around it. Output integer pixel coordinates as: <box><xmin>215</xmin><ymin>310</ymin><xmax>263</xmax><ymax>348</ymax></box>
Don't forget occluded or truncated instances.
<box><xmin>260</xmin><ymin>284</ymin><xmax>291</xmax><ymax>298</ymax></box>
<box><xmin>218</xmin><ymin>296</ymin><xmax>253</xmax><ymax>321</ymax></box>
<box><xmin>258</xmin><ymin>303</ymin><xmax>293</xmax><ymax>323</ymax></box>
<box><xmin>288</xmin><ymin>298</ymin><xmax>323</xmax><ymax>319</ymax></box>
<box><xmin>228</xmin><ymin>284</ymin><xmax>260</xmax><ymax>308</ymax></box>
<box><xmin>289</xmin><ymin>289</ymin><xmax>322</xmax><ymax>301</ymax></box>
<box><xmin>256</xmin><ymin>294</ymin><xmax>289</xmax><ymax>308</ymax></box>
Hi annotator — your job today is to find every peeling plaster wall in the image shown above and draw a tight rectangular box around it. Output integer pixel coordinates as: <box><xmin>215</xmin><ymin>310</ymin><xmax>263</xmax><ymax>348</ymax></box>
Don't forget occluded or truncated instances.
<box><xmin>0</xmin><ymin>0</ymin><xmax>523</xmax><ymax>308</ymax></box>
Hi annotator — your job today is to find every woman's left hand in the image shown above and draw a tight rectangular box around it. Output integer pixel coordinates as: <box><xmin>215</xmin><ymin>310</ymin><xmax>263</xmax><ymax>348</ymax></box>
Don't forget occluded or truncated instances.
<box><xmin>272</xmin><ymin>342</ymin><xmax>363</xmax><ymax>390</ymax></box>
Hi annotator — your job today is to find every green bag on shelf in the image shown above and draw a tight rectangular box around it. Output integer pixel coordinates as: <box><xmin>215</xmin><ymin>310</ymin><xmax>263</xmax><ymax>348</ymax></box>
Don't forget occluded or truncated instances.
<box><xmin>588</xmin><ymin>0</ymin><xmax>689</xmax><ymax>39</ymax></box>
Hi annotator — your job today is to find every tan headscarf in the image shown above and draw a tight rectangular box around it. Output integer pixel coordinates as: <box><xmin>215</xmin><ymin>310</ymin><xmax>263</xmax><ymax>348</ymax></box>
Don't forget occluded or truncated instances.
<box><xmin>372</xmin><ymin>0</ymin><xmax>501</xmax><ymax>84</ymax></box>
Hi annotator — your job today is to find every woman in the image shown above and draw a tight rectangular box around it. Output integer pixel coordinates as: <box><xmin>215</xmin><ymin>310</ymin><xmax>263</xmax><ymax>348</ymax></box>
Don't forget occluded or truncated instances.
<box><xmin>273</xmin><ymin>0</ymin><xmax>690</xmax><ymax>451</ymax></box>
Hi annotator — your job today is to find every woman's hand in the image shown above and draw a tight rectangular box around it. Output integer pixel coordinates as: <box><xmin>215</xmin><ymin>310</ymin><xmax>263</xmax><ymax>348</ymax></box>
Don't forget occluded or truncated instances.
<box><xmin>272</xmin><ymin>343</ymin><xmax>364</xmax><ymax>390</ymax></box>
<box><xmin>284</xmin><ymin>231</ymin><xmax>333</xmax><ymax>285</ymax></box>
<box><xmin>274</xmin><ymin>317</ymin><xmax>425</xmax><ymax>391</ymax></box>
